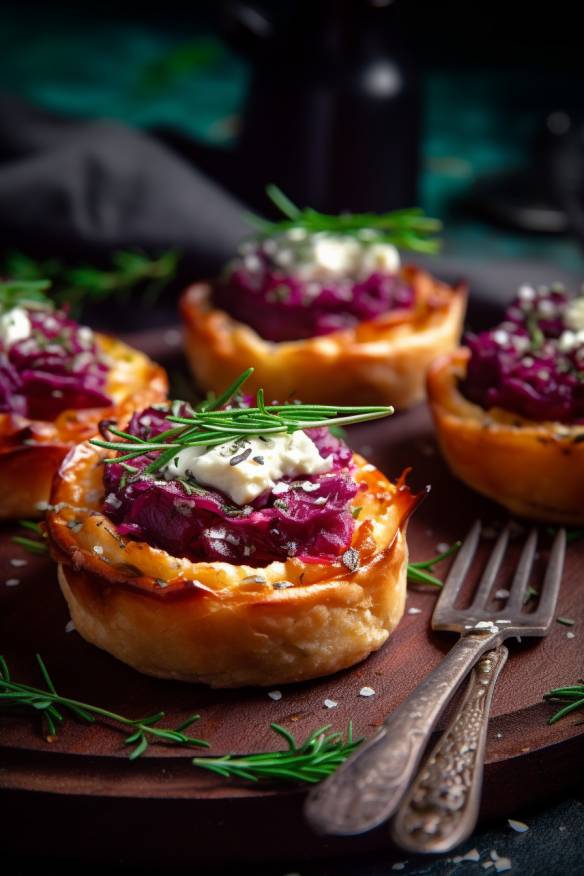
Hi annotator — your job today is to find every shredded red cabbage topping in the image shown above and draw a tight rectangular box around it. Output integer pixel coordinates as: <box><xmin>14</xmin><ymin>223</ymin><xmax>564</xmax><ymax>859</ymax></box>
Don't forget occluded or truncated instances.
<box><xmin>102</xmin><ymin>405</ymin><xmax>361</xmax><ymax>566</ymax></box>
<box><xmin>461</xmin><ymin>284</ymin><xmax>584</xmax><ymax>423</ymax></box>
<box><xmin>0</xmin><ymin>307</ymin><xmax>111</xmax><ymax>419</ymax></box>
<box><xmin>214</xmin><ymin>239</ymin><xmax>413</xmax><ymax>342</ymax></box>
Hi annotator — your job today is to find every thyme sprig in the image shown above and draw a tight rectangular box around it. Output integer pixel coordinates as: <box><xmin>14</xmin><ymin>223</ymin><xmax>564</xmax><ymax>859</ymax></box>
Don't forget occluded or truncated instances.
<box><xmin>90</xmin><ymin>368</ymin><xmax>394</xmax><ymax>473</ymax></box>
<box><xmin>0</xmin><ymin>654</ymin><xmax>209</xmax><ymax>758</ymax></box>
<box><xmin>192</xmin><ymin>722</ymin><xmax>362</xmax><ymax>784</ymax></box>
<box><xmin>544</xmin><ymin>682</ymin><xmax>584</xmax><ymax>724</ymax></box>
<box><xmin>407</xmin><ymin>541</ymin><xmax>462</xmax><ymax>588</ymax></box>
<box><xmin>246</xmin><ymin>184</ymin><xmax>442</xmax><ymax>253</ymax></box>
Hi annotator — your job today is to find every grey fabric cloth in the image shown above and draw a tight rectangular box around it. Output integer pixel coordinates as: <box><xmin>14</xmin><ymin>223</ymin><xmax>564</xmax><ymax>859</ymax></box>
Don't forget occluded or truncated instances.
<box><xmin>0</xmin><ymin>95</ymin><xmax>249</xmax><ymax>273</ymax></box>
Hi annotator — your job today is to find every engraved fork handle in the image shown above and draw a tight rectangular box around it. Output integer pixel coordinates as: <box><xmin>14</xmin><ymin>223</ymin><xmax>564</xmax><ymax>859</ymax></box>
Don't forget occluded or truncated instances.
<box><xmin>391</xmin><ymin>645</ymin><xmax>508</xmax><ymax>854</ymax></box>
<box><xmin>304</xmin><ymin>631</ymin><xmax>501</xmax><ymax>836</ymax></box>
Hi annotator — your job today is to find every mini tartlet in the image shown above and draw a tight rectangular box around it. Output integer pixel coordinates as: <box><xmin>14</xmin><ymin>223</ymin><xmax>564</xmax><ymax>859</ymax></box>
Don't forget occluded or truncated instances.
<box><xmin>46</xmin><ymin>376</ymin><xmax>421</xmax><ymax>688</ymax></box>
<box><xmin>181</xmin><ymin>192</ymin><xmax>466</xmax><ymax>407</ymax></box>
<box><xmin>0</xmin><ymin>285</ymin><xmax>167</xmax><ymax>519</ymax></box>
<box><xmin>428</xmin><ymin>283</ymin><xmax>584</xmax><ymax>524</ymax></box>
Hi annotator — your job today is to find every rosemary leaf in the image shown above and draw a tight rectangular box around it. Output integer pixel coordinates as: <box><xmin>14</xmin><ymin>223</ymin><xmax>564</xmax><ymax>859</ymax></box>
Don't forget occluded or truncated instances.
<box><xmin>89</xmin><ymin>368</ymin><xmax>394</xmax><ymax>466</ymax></box>
<box><xmin>544</xmin><ymin>683</ymin><xmax>584</xmax><ymax>724</ymax></box>
<box><xmin>246</xmin><ymin>184</ymin><xmax>442</xmax><ymax>254</ymax></box>
<box><xmin>0</xmin><ymin>655</ymin><xmax>209</xmax><ymax>755</ymax></box>
<box><xmin>407</xmin><ymin>541</ymin><xmax>461</xmax><ymax>588</ymax></box>
<box><xmin>192</xmin><ymin>722</ymin><xmax>363</xmax><ymax>784</ymax></box>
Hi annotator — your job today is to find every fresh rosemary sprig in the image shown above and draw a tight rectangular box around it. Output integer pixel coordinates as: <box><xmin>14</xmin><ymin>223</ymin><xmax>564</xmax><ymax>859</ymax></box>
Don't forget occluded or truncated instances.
<box><xmin>90</xmin><ymin>368</ymin><xmax>394</xmax><ymax>473</ymax></box>
<box><xmin>544</xmin><ymin>682</ymin><xmax>584</xmax><ymax>724</ymax></box>
<box><xmin>11</xmin><ymin>520</ymin><xmax>49</xmax><ymax>556</ymax></box>
<box><xmin>407</xmin><ymin>541</ymin><xmax>461</xmax><ymax>588</ymax></box>
<box><xmin>192</xmin><ymin>722</ymin><xmax>362</xmax><ymax>784</ymax></box>
<box><xmin>0</xmin><ymin>654</ymin><xmax>209</xmax><ymax>758</ymax></box>
<box><xmin>0</xmin><ymin>279</ymin><xmax>53</xmax><ymax>312</ymax></box>
<box><xmin>1</xmin><ymin>249</ymin><xmax>179</xmax><ymax>316</ymax></box>
<box><xmin>246</xmin><ymin>184</ymin><xmax>442</xmax><ymax>253</ymax></box>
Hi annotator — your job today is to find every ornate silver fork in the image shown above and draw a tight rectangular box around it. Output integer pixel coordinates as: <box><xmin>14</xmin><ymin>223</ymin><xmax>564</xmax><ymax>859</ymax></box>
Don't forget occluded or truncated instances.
<box><xmin>304</xmin><ymin>521</ymin><xmax>566</xmax><ymax>837</ymax></box>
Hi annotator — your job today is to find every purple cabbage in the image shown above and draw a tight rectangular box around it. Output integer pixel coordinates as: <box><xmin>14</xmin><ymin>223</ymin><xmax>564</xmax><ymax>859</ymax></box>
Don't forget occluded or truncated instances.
<box><xmin>102</xmin><ymin>406</ymin><xmax>361</xmax><ymax>566</ymax></box>
<box><xmin>461</xmin><ymin>287</ymin><xmax>584</xmax><ymax>423</ymax></box>
<box><xmin>214</xmin><ymin>247</ymin><xmax>413</xmax><ymax>342</ymax></box>
<box><xmin>0</xmin><ymin>307</ymin><xmax>111</xmax><ymax>419</ymax></box>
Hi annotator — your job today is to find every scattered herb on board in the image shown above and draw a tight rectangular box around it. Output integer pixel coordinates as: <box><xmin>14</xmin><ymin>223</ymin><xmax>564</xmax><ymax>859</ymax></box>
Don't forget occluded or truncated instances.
<box><xmin>547</xmin><ymin>526</ymin><xmax>584</xmax><ymax>545</ymax></box>
<box><xmin>90</xmin><ymin>367</ymin><xmax>394</xmax><ymax>473</ymax></box>
<box><xmin>248</xmin><ymin>185</ymin><xmax>442</xmax><ymax>254</ymax></box>
<box><xmin>192</xmin><ymin>722</ymin><xmax>362</xmax><ymax>784</ymax></box>
<box><xmin>0</xmin><ymin>654</ymin><xmax>209</xmax><ymax>759</ymax></box>
<box><xmin>544</xmin><ymin>683</ymin><xmax>584</xmax><ymax>724</ymax></box>
<box><xmin>1</xmin><ymin>249</ymin><xmax>179</xmax><ymax>317</ymax></box>
<box><xmin>11</xmin><ymin>520</ymin><xmax>49</xmax><ymax>556</ymax></box>
<box><xmin>407</xmin><ymin>541</ymin><xmax>461</xmax><ymax>588</ymax></box>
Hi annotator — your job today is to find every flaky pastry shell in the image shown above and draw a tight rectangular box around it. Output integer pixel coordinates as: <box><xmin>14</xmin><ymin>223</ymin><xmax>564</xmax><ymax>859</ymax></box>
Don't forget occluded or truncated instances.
<box><xmin>47</xmin><ymin>443</ymin><xmax>420</xmax><ymax>688</ymax></box>
<box><xmin>427</xmin><ymin>348</ymin><xmax>584</xmax><ymax>524</ymax></box>
<box><xmin>180</xmin><ymin>267</ymin><xmax>466</xmax><ymax>408</ymax></box>
<box><xmin>0</xmin><ymin>334</ymin><xmax>167</xmax><ymax>520</ymax></box>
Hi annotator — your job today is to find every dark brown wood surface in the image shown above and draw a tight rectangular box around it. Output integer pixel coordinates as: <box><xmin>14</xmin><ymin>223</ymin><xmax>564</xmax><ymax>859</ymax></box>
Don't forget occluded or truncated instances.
<box><xmin>1</xmin><ymin>330</ymin><xmax>583</xmax><ymax>863</ymax></box>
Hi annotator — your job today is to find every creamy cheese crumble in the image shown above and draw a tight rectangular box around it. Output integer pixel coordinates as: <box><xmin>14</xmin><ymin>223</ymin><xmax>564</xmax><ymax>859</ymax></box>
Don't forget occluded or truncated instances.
<box><xmin>0</xmin><ymin>307</ymin><xmax>32</xmax><ymax>347</ymax></box>
<box><xmin>565</xmin><ymin>295</ymin><xmax>584</xmax><ymax>332</ymax></box>
<box><xmin>254</xmin><ymin>232</ymin><xmax>400</xmax><ymax>283</ymax></box>
<box><xmin>164</xmin><ymin>431</ymin><xmax>333</xmax><ymax>506</ymax></box>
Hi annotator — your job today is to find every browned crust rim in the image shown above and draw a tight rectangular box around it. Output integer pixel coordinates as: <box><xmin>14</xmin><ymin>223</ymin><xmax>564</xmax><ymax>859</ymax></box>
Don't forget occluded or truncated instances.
<box><xmin>179</xmin><ymin>266</ymin><xmax>467</xmax><ymax>408</ymax></box>
<box><xmin>427</xmin><ymin>347</ymin><xmax>584</xmax><ymax>523</ymax></box>
<box><xmin>0</xmin><ymin>334</ymin><xmax>167</xmax><ymax>519</ymax></box>
<box><xmin>47</xmin><ymin>442</ymin><xmax>423</xmax><ymax>606</ymax></box>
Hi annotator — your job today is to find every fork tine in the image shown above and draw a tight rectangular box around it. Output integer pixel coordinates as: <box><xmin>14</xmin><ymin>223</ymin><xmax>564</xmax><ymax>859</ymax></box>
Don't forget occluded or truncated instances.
<box><xmin>506</xmin><ymin>528</ymin><xmax>538</xmax><ymax>611</ymax></box>
<box><xmin>433</xmin><ymin>520</ymin><xmax>481</xmax><ymax>615</ymax></box>
<box><xmin>533</xmin><ymin>529</ymin><xmax>566</xmax><ymax>628</ymax></box>
<box><xmin>471</xmin><ymin>524</ymin><xmax>511</xmax><ymax>610</ymax></box>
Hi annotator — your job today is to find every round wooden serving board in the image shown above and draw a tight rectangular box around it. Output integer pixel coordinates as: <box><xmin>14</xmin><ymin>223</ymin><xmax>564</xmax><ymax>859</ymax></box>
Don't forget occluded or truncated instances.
<box><xmin>1</xmin><ymin>333</ymin><xmax>583</xmax><ymax>864</ymax></box>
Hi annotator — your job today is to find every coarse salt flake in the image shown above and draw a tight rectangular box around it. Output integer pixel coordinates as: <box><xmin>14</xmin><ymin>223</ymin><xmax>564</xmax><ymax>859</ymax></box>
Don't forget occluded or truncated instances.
<box><xmin>65</xmin><ymin>620</ymin><xmax>76</xmax><ymax>633</ymax></box>
<box><xmin>407</xmin><ymin>607</ymin><xmax>422</xmax><ymax>615</ymax></box>
<box><xmin>10</xmin><ymin>558</ymin><xmax>27</xmax><ymax>567</ymax></box>
<box><xmin>5</xmin><ymin>578</ymin><xmax>20</xmax><ymax>587</ymax></box>
<box><xmin>268</xmin><ymin>690</ymin><xmax>282</xmax><ymax>701</ymax></box>
<box><xmin>508</xmin><ymin>818</ymin><xmax>529</xmax><ymax>833</ymax></box>
<box><xmin>463</xmin><ymin>849</ymin><xmax>481</xmax><ymax>862</ymax></box>
<box><xmin>359</xmin><ymin>686</ymin><xmax>375</xmax><ymax>697</ymax></box>
<box><xmin>324</xmin><ymin>699</ymin><xmax>338</xmax><ymax>709</ymax></box>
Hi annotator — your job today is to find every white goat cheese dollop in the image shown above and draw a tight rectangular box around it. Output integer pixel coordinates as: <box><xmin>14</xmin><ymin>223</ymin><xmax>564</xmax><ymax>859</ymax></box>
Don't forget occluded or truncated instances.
<box><xmin>164</xmin><ymin>431</ymin><xmax>332</xmax><ymax>506</ymax></box>
<box><xmin>0</xmin><ymin>307</ymin><xmax>32</xmax><ymax>348</ymax></box>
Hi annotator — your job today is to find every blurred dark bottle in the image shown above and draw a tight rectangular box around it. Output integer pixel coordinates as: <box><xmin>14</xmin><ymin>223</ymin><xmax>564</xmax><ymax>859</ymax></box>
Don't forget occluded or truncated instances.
<box><xmin>223</xmin><ymin>0</ymin><xmax>420</xmax><ymax>213</ymax></box>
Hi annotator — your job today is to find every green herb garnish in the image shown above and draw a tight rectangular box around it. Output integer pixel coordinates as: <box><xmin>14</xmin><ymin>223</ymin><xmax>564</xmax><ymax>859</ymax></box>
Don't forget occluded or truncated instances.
<box><xmin>0</xmin><ymin>654</ymin><xmax>209</xmax><ymax>758</ymax></box>
<box><xmin>90</xmin><ymin>368</ymin><xmax>394</xmax><ymax>473</ymax></box>
<box><xmin>1</xmin><ymin>249</ymin><xmax>179</xmax><ymax>317</ymax></box>
<box><xmin>407</xmin><ymin>541</ymin><xmax>462</xmax><ymax>588</ymax></box>
<box><xmin>11</xmin><ymin>520</ymin><xmax>49</xmax><ymax>556</ymax></box>
<box><xmin>527</xmin><ymin>312</ymin><xmax>545</xmax><ymax>352</ymax></box>
<box><xmin>0</xmin><ymin>279</ymin><xmax>53</xmax><ymax>312</ymax></box>
<box><xmin>192</xmin><ymin>722</ymin><xmax>362</xmax><ymax>784</ymax></box>
<box><xmin>246</xmin><ymin>184</ymin><xmax>441</xmax><ymax>253</ymax></box>
<box><xmin>544</xmin><ymin>682</ymin><xmax>584</xmax><ymax>724</ymax></box>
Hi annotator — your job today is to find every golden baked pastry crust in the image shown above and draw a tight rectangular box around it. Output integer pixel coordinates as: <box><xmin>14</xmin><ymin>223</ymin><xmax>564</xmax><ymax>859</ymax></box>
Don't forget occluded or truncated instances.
<box><xmin>47</xmin><ymin>442</ymin><xmax>420</xmax><ymax>688</ymax></box>
<box><xmin>427</xmin><ymin>348</ymin><xmax>584</xmax><ymax>524</ymax></box>
<box><xmin>180</xmin><ymin>266</ymin><xmax>466</xmax><ymax>408</ymax></box>
<box><xmin>0</xmin><ymin>334</ymin><xmax>167</xmax><ymax>520</ymax></box>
